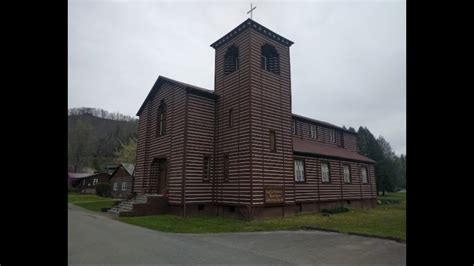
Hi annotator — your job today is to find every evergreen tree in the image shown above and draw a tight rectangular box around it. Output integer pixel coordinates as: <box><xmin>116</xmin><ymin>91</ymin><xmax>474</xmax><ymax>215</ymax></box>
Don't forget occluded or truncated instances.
<box><xmin>357</xmin><ymin>127</ymin><xmax>385</xmax><ymax>195</ymax></box>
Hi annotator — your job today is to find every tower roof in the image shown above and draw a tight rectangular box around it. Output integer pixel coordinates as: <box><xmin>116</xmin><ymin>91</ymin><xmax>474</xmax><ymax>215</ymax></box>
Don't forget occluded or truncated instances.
<box><xmin>210</xmin><ymin>19</ymin><xmax>294</xmax><ymax>49</ymax></box>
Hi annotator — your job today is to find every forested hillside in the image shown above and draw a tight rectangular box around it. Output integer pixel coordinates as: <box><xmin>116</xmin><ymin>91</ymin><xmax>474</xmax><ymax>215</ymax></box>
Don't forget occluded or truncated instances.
<box><xmin>68</xmin><ymin>108</ymin><xmax>138</xmax><ymax>172</ymax></box>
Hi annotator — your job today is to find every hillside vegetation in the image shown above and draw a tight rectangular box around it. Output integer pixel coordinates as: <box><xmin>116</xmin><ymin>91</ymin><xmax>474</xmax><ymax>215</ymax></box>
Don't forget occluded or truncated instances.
<box><xmin>68</xmin><ymin>107</ymin><xmax>138</xmax><ymax>172</ymax></box>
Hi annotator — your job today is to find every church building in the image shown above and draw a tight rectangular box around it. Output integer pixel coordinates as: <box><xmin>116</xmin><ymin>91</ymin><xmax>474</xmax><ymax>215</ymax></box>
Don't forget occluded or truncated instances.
<box><xmin>117</xmin><ymin>19</ymin><xmax>376</xmax><ymax>219</ymax></box>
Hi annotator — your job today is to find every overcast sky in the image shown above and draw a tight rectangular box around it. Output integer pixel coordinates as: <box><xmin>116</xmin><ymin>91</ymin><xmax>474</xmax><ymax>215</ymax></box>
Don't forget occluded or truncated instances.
<box><xmin>68</xmin><ymin>0</ymin><xmax>406</xmax><ymax>155</ymax></box>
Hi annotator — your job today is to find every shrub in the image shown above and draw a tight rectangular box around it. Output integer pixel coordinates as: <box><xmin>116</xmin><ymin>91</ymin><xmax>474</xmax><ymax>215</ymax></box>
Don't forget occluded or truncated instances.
<box><xmin>321</xmin><ymin>207</ymin><xmax>349</xmax><ymax>214</ymax></box>
<box><xmin>95</xmin><ymin>183</ymin><xmax>112</xmax><ymax>197</ymax></box>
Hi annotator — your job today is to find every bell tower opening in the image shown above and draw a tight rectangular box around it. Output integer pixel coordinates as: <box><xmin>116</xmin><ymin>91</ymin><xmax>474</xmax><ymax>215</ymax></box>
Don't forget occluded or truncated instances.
<box><xmin>261</xmin><ymin>44</ymin><xmax>280</xmax><ymax>75</ymax></box>
<box><xmin>224</xmin><ymin>45</ymin><xmax>239</xmax><ymax>75</ymax></box>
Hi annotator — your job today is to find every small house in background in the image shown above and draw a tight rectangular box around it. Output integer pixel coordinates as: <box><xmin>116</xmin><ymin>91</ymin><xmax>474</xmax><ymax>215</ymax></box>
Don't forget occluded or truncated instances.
<box><xmin>110</xmin><ymin>163</ymin><xmax>134</xmax><ymax>198</ymax></box>
<box><xmin>76</xmin><ymin>172</ymin><xmax>111</xmax><ymax>194</ymax></box>
<box><xmin>68</xmin><ymin>172</ymin><xmax>93</xmax><ymax>190</ymax></box>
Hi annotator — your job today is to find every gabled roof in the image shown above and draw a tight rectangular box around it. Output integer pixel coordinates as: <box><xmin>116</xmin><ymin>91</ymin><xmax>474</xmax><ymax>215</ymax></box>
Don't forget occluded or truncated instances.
<box><xmin>210</xmin><ymin>19</ymin><xmax>294</xmax><ymax>49</ymax></box>
<box><xmin>121</xmin><ymin>163</ymin><xmax>135</xmax><ymax>176</ymax></box>
<box><xmin>136</xmin><ymin>76</ymin><xmax>216</xmax><ymax>116</ymax></box>
<box><xmin>293</xmin><ymin>137</ymin><xmax>375</xmax><ymax>163</ymax></box>
<box><xmin>110</xmin><ymin>163</ymin><xmax>135</xmax><ymax>177</ymax></box>
<box><xmin>68</xmin><ymin>173</ymin><xmax>92</xmax><ymax>179</ymax></box>
<box><xmin>68</xmin><ymin>172</ymin><xmax>110</xmax><ymax>179</ymax></box>
<box><xmin>292</xmin><ymin>113</ymin><xmax>357</xmax><ymax>135</ymax></box>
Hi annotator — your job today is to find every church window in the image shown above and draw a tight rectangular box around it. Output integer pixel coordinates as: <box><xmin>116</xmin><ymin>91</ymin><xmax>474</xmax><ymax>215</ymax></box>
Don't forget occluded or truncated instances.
<box><xmin>203</xmin><ymin>156</ymin><xmax>210</xmax><ymax>182</ymax></box>
<box><xmin>329</xmin><ymin>129</ymin><xmax>336</xmax><ymax>143</ymax></box>
<box><xmin>157</xmin><ymin>100</ymin><xmax>167</xmax><ymax>137</ymax></box>
<box><xmin>261</xmin><ymin>44</ymin><xmax>280</xmax><ymax>74</ymax></box>
<box><xmin>343</xmin><ymin>164</ymin><xmax>351</xmax><ymax>183</ymax></box>
<box><xmin>224</xmin><ymin>45</ymin><xmax>239</xmax><ymax>75</ymax></box>
<box><xmin>270</xmin><ymin>130</ymin><xmax>276</xmax><ymax>152</ymax></box>
<box><xmin>361</xmin><ymin>166</ymin><xmax>368</xmax><ymax>184</ymax></box>
<box><xmin>294</xmin><ymin>159</ymin><xmax>305</xmax><ymax>182</ymax></box>
<box><xmin>321</xmin><ymin>162</ymin><xmax>331</xmax><ymax>183</ymax></box>
<box><xmin>310</xmin><ymin>124</ymin><xmax>317</xmax><ymax>139</ymax></box>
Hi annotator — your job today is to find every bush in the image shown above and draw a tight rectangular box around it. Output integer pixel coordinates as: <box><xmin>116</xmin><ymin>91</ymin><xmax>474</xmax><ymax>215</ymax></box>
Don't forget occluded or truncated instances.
<box><xmin>95</xmin><ymin>183</ymin><xmax>112</xmax><ymax>197</ymax></box>
<box><xmin>321</xmin><ymin>207</ymin><xmax>349</xmax><ymax>214</ymax></box>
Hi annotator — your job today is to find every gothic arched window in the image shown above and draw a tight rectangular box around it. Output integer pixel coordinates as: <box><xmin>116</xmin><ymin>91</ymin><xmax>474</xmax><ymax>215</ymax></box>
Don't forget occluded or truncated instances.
<box><xmin>224</xmin><ymin>45</ymin><xmax>239</xmax><ymax>75</ymax></box>
<box><xmin>157</xmin><ymin>100</ymin><xmax>167</xmax><ymax>137</ymax></box>
<box><xmin>261</xmin><ymin>44</ymin><xmax>280</xmax><ymax>75</ymax></box>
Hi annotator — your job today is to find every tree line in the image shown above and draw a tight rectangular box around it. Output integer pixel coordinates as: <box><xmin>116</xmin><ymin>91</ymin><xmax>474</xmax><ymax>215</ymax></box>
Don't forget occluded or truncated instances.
<box><xmin>68</xmin><ymin>107</ymin><xmax>137</xmax><ymax>121</ymax></box>
<box><xmin>68</xmin><ymin>109</ymin><xmax>138</xmax><ymax>173</ymax></box>
<box><xmin>354</xmin><ymin>126</ymin><xmax>406</xmax><ymax>195</ymax></box>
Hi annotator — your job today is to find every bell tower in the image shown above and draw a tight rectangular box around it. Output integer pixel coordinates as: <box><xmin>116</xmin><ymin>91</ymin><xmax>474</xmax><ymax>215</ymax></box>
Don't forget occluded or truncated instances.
<box><xmin>211</xmin><ymin>19</ymin><xmax>295</xmax><ymax>216</ymax></box>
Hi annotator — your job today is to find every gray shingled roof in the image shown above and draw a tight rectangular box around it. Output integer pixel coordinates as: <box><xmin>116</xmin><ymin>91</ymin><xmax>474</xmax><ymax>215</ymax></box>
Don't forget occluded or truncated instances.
<box><xmin>121</xmin><ymin>163</ymin><xmax>135</xmax><ymax>176</ymax></box>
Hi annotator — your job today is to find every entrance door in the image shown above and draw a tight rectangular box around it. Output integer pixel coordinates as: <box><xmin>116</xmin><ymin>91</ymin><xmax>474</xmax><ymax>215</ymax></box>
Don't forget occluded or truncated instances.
<box><xmin>158</xmin><ymin>159</ymin><xmax>168</xmax><ymax>195</ymax></box>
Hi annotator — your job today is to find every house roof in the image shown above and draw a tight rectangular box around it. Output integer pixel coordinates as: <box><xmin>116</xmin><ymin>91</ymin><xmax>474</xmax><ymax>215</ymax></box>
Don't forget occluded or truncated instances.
<box><xmin>292</xmin><ymin>114</ymin><xmax>357</xmax><ymax>135</ymax></box>
<box><xmin>121</xmin><ymin>163</ymin><xmax>135</xmax><ymax>176</ymax></box>
<box><xmin>136</xmin><ymin>76</ymin><xmax>216</xmax><ymax>116</ymax></box>
<box><xmin>68</xmin><ymin>172</ymin><xmax>110</xmax><ymax>179</ymax></box>
<box><xmin>68</xmin><ymin>173</ymin><xmax>92</xmax><ymax>179</ymax></box>
<box><xmin>293</xmin><ymin>137</ymin><xmax>375</xmax><ymax>163</ymax></box>
<box><xmin>111</xmin><ymin>163</ymin><xmax>135</xmax><ymax>177</ymax></box>
<box><xmin>210</xmin><ymin>19</ymin><xmax>294</xmax><ymax>49</ymax></box>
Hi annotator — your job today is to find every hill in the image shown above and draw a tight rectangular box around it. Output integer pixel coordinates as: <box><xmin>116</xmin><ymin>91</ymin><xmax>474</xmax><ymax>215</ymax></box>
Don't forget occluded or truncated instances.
<box><xmin>68</xmin><ymin>108</ymin><xmax>138</xmax><ymax>172</ymax></box>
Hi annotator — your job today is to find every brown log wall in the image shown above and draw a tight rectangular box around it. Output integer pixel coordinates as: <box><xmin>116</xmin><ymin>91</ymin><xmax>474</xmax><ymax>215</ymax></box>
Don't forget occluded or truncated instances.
<box><xmin>133</xmin><ymin>82</ymin><xmax>186</xmax><ymax>204</ymax></box>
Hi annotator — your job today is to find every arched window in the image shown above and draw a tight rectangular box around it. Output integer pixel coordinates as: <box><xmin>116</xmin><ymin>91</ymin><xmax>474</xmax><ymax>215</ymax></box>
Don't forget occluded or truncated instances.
<box><xmin>157</xmin><ymin>100</ymin><xmax>167</xmax><ymax>137</ymax></box>
<box><xmin>224</xmin><ymin>45</ymin><xmax>239</xmax><ymax>75</ymax></box>
<box><xmin>261</xmin><ymin>44</ymin><xmax>280</xmax><ymax>75</ymax></box>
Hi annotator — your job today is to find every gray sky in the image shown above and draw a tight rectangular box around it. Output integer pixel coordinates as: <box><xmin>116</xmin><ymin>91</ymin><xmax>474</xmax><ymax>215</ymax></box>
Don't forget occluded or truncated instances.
<box><xmin>68</xmin><ymin>0</ymin><xmax>406</xmax><ymax>155</ymax></box>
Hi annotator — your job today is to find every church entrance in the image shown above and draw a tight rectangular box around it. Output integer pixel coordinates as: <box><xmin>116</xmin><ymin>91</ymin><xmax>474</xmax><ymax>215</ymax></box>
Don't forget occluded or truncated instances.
<box><xmin>149</xmin><ymin>158</ymin><xmax>168</xmax><ymax>195</ymax></box>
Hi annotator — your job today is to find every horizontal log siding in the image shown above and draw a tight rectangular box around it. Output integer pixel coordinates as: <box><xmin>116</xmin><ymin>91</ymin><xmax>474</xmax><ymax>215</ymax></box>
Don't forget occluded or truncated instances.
<box><xmin>184</xmin><ymin>93</ymin><xmax>215</xmax><ymax>203</ymax></box>
<box><xmin>133</xmin><ymin>82</ymin><xmax>186</xmax><ymax>204</ymax></box>
<box><xmin>342</xmin><ymin>132</ymin><xmax>358</xmax><ymax>152</ymax></box>
<box><xmin>294</xmin><ymin>119</ymin><xmax>343</xmax><ymax>148</ymax></box>
<box><xmin>249</xmin><ymin>30</ymin><xmax>295</xmax><ymax>206</ymax></box>
<box><xmin>215</xmin><ymin>28</ymin><xmax>252</xmax><ymax>205</ymax></box>
<box><xmin>294</xmin><ymin>155</ymin><xmax>376</xmax><ymax>202</ymax></box>
<box><xmin>133</xmin><ymin>108</ymin><xmax>148</xmax><ymax>194</ymax></box>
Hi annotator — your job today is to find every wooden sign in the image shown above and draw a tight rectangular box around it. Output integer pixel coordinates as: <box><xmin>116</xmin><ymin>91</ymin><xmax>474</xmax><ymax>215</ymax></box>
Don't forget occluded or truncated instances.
<box><xmin>265</xmin><ymin>187</ymin><xmax>284</xmax><ymax>204</ymax></box>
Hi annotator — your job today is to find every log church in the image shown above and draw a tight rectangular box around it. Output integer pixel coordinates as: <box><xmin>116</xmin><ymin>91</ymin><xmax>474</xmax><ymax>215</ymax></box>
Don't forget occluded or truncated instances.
<box><xmin>109</xmin><ymin>18</ymin><xmax>377</xmax><ymax>219</ymax></box>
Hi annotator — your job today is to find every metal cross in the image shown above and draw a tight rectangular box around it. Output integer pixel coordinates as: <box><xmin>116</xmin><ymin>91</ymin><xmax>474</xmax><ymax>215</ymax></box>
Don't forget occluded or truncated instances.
<box><xmin>247</xmin><ymin>3</ymin><xmax>256</xmax><ymax>20</ymax></box>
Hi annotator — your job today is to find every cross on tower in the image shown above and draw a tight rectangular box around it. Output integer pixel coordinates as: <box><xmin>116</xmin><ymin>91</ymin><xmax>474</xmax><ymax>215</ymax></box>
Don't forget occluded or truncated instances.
<box><xmin>247</xmin><ymin>3</ymin><xmax>256</xmax><ymax>20</ymax></box>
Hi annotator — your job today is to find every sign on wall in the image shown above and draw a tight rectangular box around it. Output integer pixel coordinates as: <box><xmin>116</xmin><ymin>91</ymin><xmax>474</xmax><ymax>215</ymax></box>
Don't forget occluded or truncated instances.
<box><xmin>264</xmin><ymin>187</ymin><xmax>284</xmax><ymax>204</ymax></box>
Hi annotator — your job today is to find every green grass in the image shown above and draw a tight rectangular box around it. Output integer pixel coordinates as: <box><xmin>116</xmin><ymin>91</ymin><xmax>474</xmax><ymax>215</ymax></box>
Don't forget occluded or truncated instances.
<box><xmin>68</xmin><ymin>192</ymin><xmax>117</xmax><ymax>212</ymax></box>
<box><xmin>119</xmin><ymin>192</ymin><xmax>406</xmax><ymax>240</ymax></box>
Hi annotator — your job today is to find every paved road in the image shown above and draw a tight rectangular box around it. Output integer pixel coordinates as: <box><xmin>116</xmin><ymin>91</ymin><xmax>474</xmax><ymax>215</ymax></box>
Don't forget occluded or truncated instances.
<box><xmin>68</xmin><ymin>203</ymin><xmax>406</xmax><ymax>265</ymax></box>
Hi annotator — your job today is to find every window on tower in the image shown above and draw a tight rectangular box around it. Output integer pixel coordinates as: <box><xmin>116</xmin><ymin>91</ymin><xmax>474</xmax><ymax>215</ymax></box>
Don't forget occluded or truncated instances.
<box><xmin>224</xmin><ymin>45</ymin><xmax>239</xmax><ymax>75</ymax></box>
<box><xmin>261</xmin><ymin>44</ymin><xmax>280</xmax><ymax>75</ymax></box>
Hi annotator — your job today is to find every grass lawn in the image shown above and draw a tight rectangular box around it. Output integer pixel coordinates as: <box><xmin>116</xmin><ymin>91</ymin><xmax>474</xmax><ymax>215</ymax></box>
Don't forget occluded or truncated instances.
<box><xmin>119</xmin><ymin>192</ymin><xmax>406</xmax><ymax>240</ymax></box>
<box><xmin>68</xmin><ymin>192</ymin><xmax>118</xmax><ymax>212</ymax></box>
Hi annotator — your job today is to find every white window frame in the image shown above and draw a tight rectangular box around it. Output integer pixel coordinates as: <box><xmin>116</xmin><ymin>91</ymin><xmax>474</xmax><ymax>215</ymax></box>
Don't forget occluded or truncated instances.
<box><xmin>292</xmin><ymin>119</ymin><xmax>297</xmax><ymax>135</ymax></box>
<box><xmin>93</xmin><ymin>178</ymin><xmax>98</xmax><ymax>185</ymax></box>
<box><xmin>343</xmin><ymin>164</ymin><xmax>351</xmax><ymax>183</ymax></box>
<box><xmin>310</xmin><ymin>124</ymin><xmax>317</xmax><ymax>139</ymax></box>
<box><xmin>294</xmin><ymin>159</ymin><xmax>305</xmax><ymax>182</ymax></box>
<box><xmin>329</xmin><ymin>129</ymin><xmax>336</xmax><ymax>143</ymax></box>
<box><xmin>361</xmin><ymin>166</ymin><xmax>368</xmax><ymax>184</ymax></box>
<box><xmin>321</xmin><ymin>162</ymin><xmax>330</xmax><ymax>183</ymax></box>
<box><xmin>122</xmin><ymin>182</ymin><xmax>127</xmax><ymax>191</ymax></box>
<box><xmin>113</xmin><ymin>182</ymin><xmax>118</xmax><ymax>191</ymax></box>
